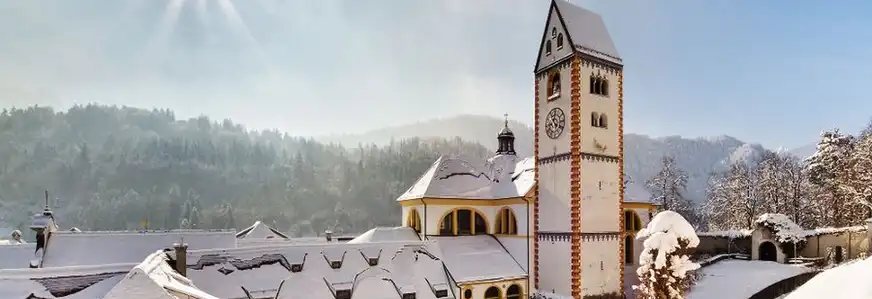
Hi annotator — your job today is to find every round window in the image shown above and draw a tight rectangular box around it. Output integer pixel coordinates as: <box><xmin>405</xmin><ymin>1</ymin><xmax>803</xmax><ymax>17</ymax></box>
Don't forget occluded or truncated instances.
<box><xmin>464</xmin><ymin>289</ymin><xmax>473</xmax><ymax>299</ymax></box>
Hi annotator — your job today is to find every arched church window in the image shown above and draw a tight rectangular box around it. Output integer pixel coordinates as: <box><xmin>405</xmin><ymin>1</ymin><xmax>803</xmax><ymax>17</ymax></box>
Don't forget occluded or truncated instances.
<box><xmin>594</xmin><ymin>77</ymin><xmax>602</xmax><ymax>95</ymax></box>
<box><xmin>599</xmin><ymin>114</ymin><xmax>608</xmax><ymax>129</ymax></box>
<box><xmin>551</xmin><ymin>27</ymin><xmax>557</xmax><ymax>38</ymax></box>
<box><xmin>548</xmin><ymin>73</ymin><xmax>561</xmax><ymax>98</ymax></box>
<box><xmin>485</xmin><ymin>287</ymin><xmax>501</xmax><ymax>299</ymax></box>
<box><xmin>407</xmin><ymin>209</ymin><xmax>422</xmax><ymax>233</ymax></box>
<box><xmin>590</xmin><ymin>112</ymin><xmax>599</xmax><ymax>127</ymax></box>
<box><xmin>624</xmin><ymin>210</ymin><xmax>643</xmax><ymax>233</ymax></box>
<box><xmin>440</xmin><ymin>208</ymin><xmax>488</xmax><ymax>236</ymax></box>
<box><xmin>556</xmin><ymin>33</ymin><xmax>564</xmax><ymax>49</ymax></box>
<box><xmin>495</xmin><ymin>207</ymin><xmax>518</xmax><ymax>235</ymax></box>
<box><xmin>601</xmin><ymin>79</ymin><xmax>609</xmax><ymax>96</ymax></box>
<box><xmin>545</xmin><ymin>40</ymin><xmax>552</xmax><ymax>55</ymax></box>
<box><xmin>589</xmin><ymin>76</ymin><xmax>595</xmax><ymax>93</ymax></box>
<box><xmin>507</xmin><ymin>284</ymin><xmax>522</xmax><ymax>299</ymax></box>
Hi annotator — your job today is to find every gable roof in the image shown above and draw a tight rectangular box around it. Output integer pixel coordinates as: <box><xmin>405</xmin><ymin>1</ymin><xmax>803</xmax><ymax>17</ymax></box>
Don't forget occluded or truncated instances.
<box><xmin>42</xmin><ymin>230</ymin><xmax>237</xmax><ymax>268</ymax></box>
<box><xmin>236</xmin><ymin>221</ymin><xmax>289</xmax><ymax>240</ymax></box>
<box><xmin>534</xmin><ymin>0</ymin><xmax>622</xmax><ymax>73</ymax></box>
<box><xmin>0</xmin><ymin>262</ymin><xmax>132</xmax><ymax>299</ymax></box>
<box><xmin>182</xmin><ymin>241</ymin><xmax>453</xmax><ymax>299</ymax></box>
<box><xmin>397</xmin><ymin>155</ymin><xmax>535</xmax><ymax>201</ymax></box>
<box><xmin>428</xmin><ymin>235</ymin><xmax>527</xmax><ymax>283</ymax></box>
<box><xmin>347</xmin><ymin>227</ymin><xmax>420</xmax><ymax>244</ymax></box>
<box><xmin>104</xmin><ymin>251</ymin><xmax>217</xmax><ymax>299</ymax></box>
<box><xmin>0</xmin><ymin>243</ymin><xmax>37</xmax><ymax>269</ymax></box>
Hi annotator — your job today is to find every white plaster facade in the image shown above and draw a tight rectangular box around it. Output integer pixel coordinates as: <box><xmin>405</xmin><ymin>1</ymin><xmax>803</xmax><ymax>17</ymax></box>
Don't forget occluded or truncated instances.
<box><xmin>402</xmin><ymin>203</ymin><xmax>530</xmax><ymax>237</ymax></box>
<box><xmin>751</xmin><ymin>226</ymin><xmax>788</xmax><ymax>263</ymax></box>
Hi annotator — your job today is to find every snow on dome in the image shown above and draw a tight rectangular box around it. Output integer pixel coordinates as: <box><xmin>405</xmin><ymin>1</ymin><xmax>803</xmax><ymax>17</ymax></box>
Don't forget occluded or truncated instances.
<box><xmin>785</xmin><ymin>257</ymin><xmax>872</xmax><ymax>299</ymax></box>
<box><xmin>754</xmin><ymin>213</ymin><xmax>807</xmax><ymax>243</ymax></box>
<box><xmin>397</xmin><ymin>154</ymin><xmax>535</xmax><ymax>200</ymax></box>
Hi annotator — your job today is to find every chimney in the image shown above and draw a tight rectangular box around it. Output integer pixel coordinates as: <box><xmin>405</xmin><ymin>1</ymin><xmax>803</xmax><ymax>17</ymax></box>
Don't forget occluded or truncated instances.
<box><xmin>325</xmin><ymin>230</ymin><xmax>333</xmax><ymax>242</ymax></box>
<box><xmin>173</xmin><ymin>242</ymin><xmax>188</xmax><ymax>277</ymax></box>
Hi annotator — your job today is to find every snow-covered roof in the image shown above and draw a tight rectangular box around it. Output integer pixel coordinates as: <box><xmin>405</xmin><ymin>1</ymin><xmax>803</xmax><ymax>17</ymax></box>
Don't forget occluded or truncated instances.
<box><xmin>397</xmin><ymin>155</ymin><xmax>535</xmax><ymax>201</ymax></box>
<box><xmin>688</xmin><ymin>260</ymin><xmax>813</xmax><ymax>299</ymax></box>
<box><xmin>183</xmin><ymin>240</ymin><xmax>452</xmax><ymax>299</ymax></box>
<box><xmin>754</xmin><ymin>213</ymin><xmax>806</xmax><ymax>243</ymax></box>
<box><xmin>553</xmin><ymin>0</ymin><xmax>621</xmax><ymax>64</ymax></box>
<box><xmin>103</xmin><ymin>251</ymin><xmax>217</xmax><ymax>299</ymax></box>
<box><xmin>0</xmin><ymin>243</ymin><xmax>38</xmax><ymax>269</ymax></box>
<box><xmin>495</xmin><ymin>236</ymin><xmax>528</xmax><ymax>272</ymax></box>
<box><xmin>785</xmin><ymin>257</ymin><xmax>871</xmax><ymax>299</ymax></box>
<box><xmin>624</xmin><ymin>181</ymin><xmax>653</xmax><ymax>204</ymax></box>
<box><xmin>0</xmin><ymin>262</ymin><xmax>133</xmax><ymax>299</ymax></box>
<box><xmin>236</xmin><ymin>221</ymin><xmax>289</xmax><ymax>240</ymax></box>
<box><xmin>429</xmin><ymin>235</ymin><xmax>527</xmax><ymax>283</ymax></box>
<box><xmin>697</xmin><ymin>230</ymin><xmax>753</xmax><ymax>239</ymax></box>
<box><xmin>42</xmin><ymin>230</ymin><xmax>237</xmax><ymax>268</ymax></box>
<box><xmin>347</xmin><ymin>227</ymin><xmax>420</xmax><ymax>244</ymax></box>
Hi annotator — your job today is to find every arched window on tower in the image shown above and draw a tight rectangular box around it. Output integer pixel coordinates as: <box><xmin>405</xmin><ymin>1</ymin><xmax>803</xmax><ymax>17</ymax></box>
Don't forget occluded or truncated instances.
<box><xmin>495</xmin><ymin>207</ymin><xmax>518</xmax><ymax>235</ymax></box>
<box><xmin>599</xmin><ymin>114</ymin><xmax>608</xmax><ymax>129</ymax></box>
<box><xmin>548</xmin><ymin>73</ymin><xmax>561</xmax><ymax>99</ymax></box>
<box><xmin>545</xmin><ymin>40</ymin><xmax>552</xmax><ymax>55</ymax></box>
<box><xmin>556</xmin><ymin>33</ymin><xmax>564</xmax><ymax>49</ymax></box>
<box><xmin>591</xmin><ymin>112</ymin><xmax>599</xmax><ymax>127</ymax></box>
<box><xmin>440</xmin><ymin>208</ymin><xmax>488</xmax><ymax>236</ymax></box>
<box><xmin>601</xmin><ymin>78</ymin><xmax>609</xmax><ymax>96</ymax></box>
<box><xmin>589</xmin><ymin>75</ymin><xmax>596</xmax><ymax>93</ymax></box>
<box><xmin>407</xmin><ymin>209</ymin><xmax>422</xmax><ymax>233</ymax></box>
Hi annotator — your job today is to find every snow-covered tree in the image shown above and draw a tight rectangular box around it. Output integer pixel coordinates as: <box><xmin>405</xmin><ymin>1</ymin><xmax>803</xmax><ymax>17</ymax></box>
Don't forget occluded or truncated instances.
<box><xmin>634</xmin><ymin>211</ymin><xmax>701</xmax><ymax>299</ymax></box>
<box><xmin>702</xmin><ymin>161</ymin><xmax>760</xmax><ymax>230</ymax></box>
<box><xmin>841</xmin><ymin>132</ymin><xmax>872</xmax><ymax>216</ymax></box>
<box><xmin>805</xmin><ymin>130</ymin><xmax>856</xmax><ymax>227</ymax></box>
<box><xmin>646</xmin><ymin>156</ymin><xmax>696</xmax><ymax>224</ymax></box>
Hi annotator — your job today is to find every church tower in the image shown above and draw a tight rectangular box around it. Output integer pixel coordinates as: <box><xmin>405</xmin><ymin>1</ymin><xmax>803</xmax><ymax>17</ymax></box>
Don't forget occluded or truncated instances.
<box><xmin>531</xmin><ymin>1</ymin><xmax>624</xmax><ymax>298</ymax></box>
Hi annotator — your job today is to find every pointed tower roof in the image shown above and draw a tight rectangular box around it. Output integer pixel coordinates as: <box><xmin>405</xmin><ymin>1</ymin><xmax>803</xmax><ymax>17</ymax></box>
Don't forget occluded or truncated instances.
<box><xmin>535</xmin><ymin>0</ymin><xmax>622</xmax><ymax>73</ymax></box>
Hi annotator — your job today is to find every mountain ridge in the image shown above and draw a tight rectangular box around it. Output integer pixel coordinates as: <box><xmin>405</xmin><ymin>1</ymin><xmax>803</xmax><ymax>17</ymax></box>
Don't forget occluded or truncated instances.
<box><xmin>315</xmin><ymin>114</ymin><xmax>805</xmax><ymax>203</ymax></box>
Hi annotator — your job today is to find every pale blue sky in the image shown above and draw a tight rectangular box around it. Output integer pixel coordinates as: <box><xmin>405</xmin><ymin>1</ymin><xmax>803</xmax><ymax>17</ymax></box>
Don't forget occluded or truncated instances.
<box><xmin>1</xmin><ymin>0</ymin><xmax>870</xmax><ymax>149</ymax></box>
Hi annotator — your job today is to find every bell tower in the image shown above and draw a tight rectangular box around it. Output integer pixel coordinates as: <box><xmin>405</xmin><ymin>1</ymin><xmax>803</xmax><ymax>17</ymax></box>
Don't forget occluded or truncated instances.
<box><xmin>531</xmin><ymin>1</ymin><xmax>625</xmax><ymax>298</ymax></box>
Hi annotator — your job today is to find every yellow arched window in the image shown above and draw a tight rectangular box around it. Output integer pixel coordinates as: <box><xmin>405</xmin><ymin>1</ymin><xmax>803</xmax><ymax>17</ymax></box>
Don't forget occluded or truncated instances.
<box><xmin>485</xmin><ymin>287</ymin><xmax>501</xmax><ymax>299</ymax></box>
<box><xmin>624</xmin><ymin>210</ymin><xmax>644</xmax><ymax>265</ymax></box>
<box><xmin>407</xmin><ymin>209</ymin><xmax>422</xmax><ymax>233</ymax></box>
<box><xmin>624</xmin><ymin>210</ymin><xmax>643</xmax><ymax>234</ymax></box>
<box><xmin>439</xmin><ymin>208</ymin><xmax>488</xmax><ymax>236</ymax></box>
<box><xmin>506</xmin><ymin>284</ymin><xmax>522</xmax><ymax>299</ymax></box>
<box><xmin>495</xmin><ymin>207</ymin><xmax>518</xmax><ymax>235</ymax></box>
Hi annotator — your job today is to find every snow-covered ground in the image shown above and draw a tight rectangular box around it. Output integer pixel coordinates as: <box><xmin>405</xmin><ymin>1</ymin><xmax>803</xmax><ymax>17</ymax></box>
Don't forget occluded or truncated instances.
<box><xmin>687</xmin><ymin>260</ymin><xmax>812</xmax><ymax>299</ymax></box>
<box><xmin>785</xmin><ymin>257</ymin><xmax>872</xmax><ymax>299</ymax></box>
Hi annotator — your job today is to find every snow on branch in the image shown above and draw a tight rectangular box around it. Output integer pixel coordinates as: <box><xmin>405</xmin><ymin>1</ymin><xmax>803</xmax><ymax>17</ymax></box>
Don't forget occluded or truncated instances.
<box><xmin>634</xmin><ymin>211</ymin><xmax>700</xmax><ymax>299</ymax></box>
<box><xmin>696</xmin><ymin>229</ymin><xmax>752</xmax><ymax>239</ymax></box>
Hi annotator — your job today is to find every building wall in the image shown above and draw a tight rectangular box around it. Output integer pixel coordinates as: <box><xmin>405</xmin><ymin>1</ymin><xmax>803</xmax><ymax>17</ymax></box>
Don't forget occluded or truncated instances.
<box><xmin>581</xmin><ymin>238</ymin><xmax>622</xmax><ymax>295</ymax></box>
<box><xmin>538</xmin><ymin>241</ymin><xmax>572</xmax><ymax>295</ymax></box>
<box><xmin>457</xmin><ymin>279</ymin><xmax>528</xmax><ymax>299</ymax></box>
<box><xmin>802</xmin><ymin>230</ymin><xmax>869</xmax><ymax>260</ymax></box>
<box><xmin>751</xmin><ymin>227</ymin><xmax>786</xmax><ymax>263</ymax></box>
<box><xmin>695</xmin><ymin>236</ymin><xmax>752</xmax><ymax>256</ymax></box>
<box><xmin>402</xmin><ymin>201</ymin><xmax>529</xmax><ymax>237</ymax></box>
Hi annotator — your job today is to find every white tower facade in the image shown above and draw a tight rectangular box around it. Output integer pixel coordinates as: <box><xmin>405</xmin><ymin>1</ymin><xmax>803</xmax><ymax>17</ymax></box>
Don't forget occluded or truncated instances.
<box><xmin>531</xmin><ymin>1</ymin><xmax>624</xmax><ymax>298</ymax></box>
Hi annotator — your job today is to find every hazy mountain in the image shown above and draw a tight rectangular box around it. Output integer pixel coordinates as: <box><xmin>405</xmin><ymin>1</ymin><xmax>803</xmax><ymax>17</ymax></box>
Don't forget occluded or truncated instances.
<box><xmin>316</xmin><ymin>115</ymin><xmax>773</xmax><ymax>203</ymax></box>
<box><xmin>789</xmin><ymin>143</ymin><xmax>818</xmax><ymax>160</ymax></box>
<box><xmin>319</xmin><ymin>115</ymin><xmax>535</xmax><ymax>157</ymax></box>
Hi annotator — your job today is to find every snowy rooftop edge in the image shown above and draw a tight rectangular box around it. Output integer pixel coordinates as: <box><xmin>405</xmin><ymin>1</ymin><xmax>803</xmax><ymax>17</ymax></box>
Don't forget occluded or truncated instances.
<box><xmin>51</xmin><ymin>229</ymin><xmax>237</xmax><ymax>236</ymax></box>
<box><xmin>0</xmin><ymin>262</ymin><xmax>137</xmax><ymax>279</ymax></box>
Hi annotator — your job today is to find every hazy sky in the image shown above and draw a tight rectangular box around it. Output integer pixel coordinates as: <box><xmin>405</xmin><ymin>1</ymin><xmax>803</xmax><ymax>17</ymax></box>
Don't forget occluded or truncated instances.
<box><xmin>1</xmin><ymin>0</ymin><xmax>870</xmax><ymax>149</ymax></box>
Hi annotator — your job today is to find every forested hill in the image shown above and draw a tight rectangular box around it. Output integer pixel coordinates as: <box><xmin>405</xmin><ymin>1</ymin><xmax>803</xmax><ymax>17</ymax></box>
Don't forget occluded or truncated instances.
<box><xmin>0</xmin><ymin>105</ymin><xmax>491</xmax><ymax>236</ymax></box>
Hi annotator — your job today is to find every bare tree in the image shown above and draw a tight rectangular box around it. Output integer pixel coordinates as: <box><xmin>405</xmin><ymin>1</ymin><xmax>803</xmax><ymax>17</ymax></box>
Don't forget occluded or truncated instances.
<box><xmin>645</xmin><ymin>156</ymin><xmax>696</xmax><ymax>224</ymax></box>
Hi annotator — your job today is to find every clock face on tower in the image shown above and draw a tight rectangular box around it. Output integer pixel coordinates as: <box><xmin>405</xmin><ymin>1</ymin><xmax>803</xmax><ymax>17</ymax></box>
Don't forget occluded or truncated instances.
<box><xmin>545</xmin><ymin>107</ymin><xmax>565</xmax><ymax>139</ymax></box>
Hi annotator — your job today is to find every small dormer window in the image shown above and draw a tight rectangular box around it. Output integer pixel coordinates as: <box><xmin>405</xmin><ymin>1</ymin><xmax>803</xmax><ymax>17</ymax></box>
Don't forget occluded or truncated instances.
<box><xmin>435</xmin><ymin>290</ymin><xmax>448</xmax><ymax>298</ymax></box>
<box><xmin>323</xmin><ymin>250</ymin><xmax>346</xmax><ymax>269</ymax></box>
<box><xmin>291</xmin><ymin>264</ymin><xmax>303</xmax><ymax>272</ymax></box>
<box><xmin>402</xmin><ymin>293</ymin><xmax>416</xmax><ymax>299</ymax></box>
<box><xmin>545</xmin><ymin>40</ymin><xmax>552</xmax><ymax>55</ymax></box>
<box><xmin>330</xmin><ymin>261</ymin><xmax>342</xmax><ymax>269</ymax></box>
<box><xmin>557</xmin><ymin>33</ymin><xmax>564</xmax><ymax>49</ymax></box>
<box><xmin>335</xmin><ymin>289</ymin><xmax>351</xmax><ymax>299</ymax></box>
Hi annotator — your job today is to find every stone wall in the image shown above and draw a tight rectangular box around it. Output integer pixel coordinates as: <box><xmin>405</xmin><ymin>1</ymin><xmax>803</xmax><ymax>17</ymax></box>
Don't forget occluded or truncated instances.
<box><xmin>695</xmin><ymin>235</ymin><xmax>751</xmax><ymax>256</ymax></box>
<box><xmin>802</xmin><ymin>228</ymin><xmax>868</xmax><ymax>260</ymax></box>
